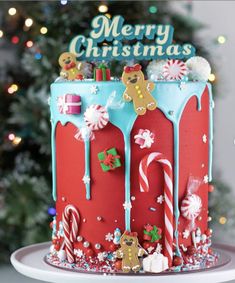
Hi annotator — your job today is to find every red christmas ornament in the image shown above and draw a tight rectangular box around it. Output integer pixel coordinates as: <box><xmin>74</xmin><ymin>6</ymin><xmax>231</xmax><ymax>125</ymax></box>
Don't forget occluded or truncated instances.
<box><xmin>173</xmin><ymin>256</ymin><xmax>183</xmax><ymax>266</ymax></box>
<box><xmin>208</xmin><ymin>184</ymin><xmax>215</xmax><ymax>193</ymax></box>
<box><xmin>115</xmin><ymin>260</ymin><xmax>122</xmax><ymax>270</ymax></box>
<box><xmin>109</xmin><ymin>243</ymin><xmax>117</xmax><ymax>252</ymax></box>
<box><xmin>85</xmin><ymin>248</ymin><xmax>94</xmax><ymax>257</ymax></box>
<box><xmin>187</xmin><ymin>246</ymin><xmax>196</xmax><ymax>256</ymax></box>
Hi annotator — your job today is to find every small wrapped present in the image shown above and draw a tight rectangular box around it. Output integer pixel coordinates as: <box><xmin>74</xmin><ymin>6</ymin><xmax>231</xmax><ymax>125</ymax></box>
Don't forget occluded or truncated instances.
<box><xmin>98</xmin><ymin>148</ymin><xmax>121</xmax><ymax>172</ymax></box>
<box><xmin>94</xmin><ymin>63</ymin><xmax>111</xmax><ymax>81</ymax></box>
<box><xmin>143</xmin><ymin>224</ymin><xmax>162</xmax><ymax>243</ymax></box>
<box><xmin>57</xmin><ymin>94</ymin><xmax>81</xmax><ymax>115</ymax></box>
<box><xmin>134</xmin><ymin>129</ymin><xmax>155</xmax><ymax>149</ymax></box>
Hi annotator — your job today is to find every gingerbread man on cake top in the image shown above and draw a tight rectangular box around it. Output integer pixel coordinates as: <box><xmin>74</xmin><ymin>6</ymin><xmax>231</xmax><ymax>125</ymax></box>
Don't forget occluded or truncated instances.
<box><xmin>58</xmin><ymin>52</ymin><xmax>84</xmax><ymax>80</ymax></box>
<box><xmin>122</xmin><ymin>64</ymin><xmax>157</xmax><ymax>115</ymax></box>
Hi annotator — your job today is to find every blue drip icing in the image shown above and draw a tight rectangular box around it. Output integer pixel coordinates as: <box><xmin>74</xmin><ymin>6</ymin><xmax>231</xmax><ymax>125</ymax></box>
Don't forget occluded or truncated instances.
<box><xmin>50</xmin><ymin>81</ymin><xmax>213</xmax><ymax>244</ymax></box>
<box><xmin>84</xmin><ymin>140</ymin><xmax>91</xmax><ymax>200</ymax></box>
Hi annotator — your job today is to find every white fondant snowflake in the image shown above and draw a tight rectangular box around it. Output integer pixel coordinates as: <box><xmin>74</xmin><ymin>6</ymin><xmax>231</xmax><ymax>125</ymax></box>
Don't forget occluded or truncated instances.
<box><xmin>105</xmin><ymin>232</ymin><xmax>114</xmax><ymax>242</ymax></box>
<box><xmin>74</xmin><ymin>249</ymin><xmax>83</xmax><ymax>258</ymax></box>
<box><xmin>155</xmin><ymin>243</ymin><xmax>162</xmax><ymax>254</ymax></box>
<box><xmin>90</xmin><ymin>85</ymin><xmax>99</xmax><ymax>95</ymax></box>
<box><xmin>182</xmin><ymin>229</ymin><xmax>190</xmax><ymax>239</ymax></box>
<box><xmin>82</xmin><ymin>175</ymin><xmax>90</xmax><ymax>185</ymax></box>
<box><xmin>202</xmin><ymin>134</ymin><xmax>207</xmax><ymax>143</ymax></box>
<box><xmin>97</xmin><ymin>252</ymin><xmax>105</xmax><ymax>262</ymax></box>
<box><xmin>203</xmin><ymin>175</ymin><xmax>209</xmax><ymax>184</ymax></box>
<box><xmin>123</xmin><ymin>201</ymin><xmax>132</xmax><ymax>210</ymax></box>
<box><xmin>147</xmin><ymin>246</ymin><xmax>155</xmax><ymax>254</ymax></box>
<box><xmin>157</xmin><ymin>195</ymin><xmax>164</xmax><ymax>204</ymax></box>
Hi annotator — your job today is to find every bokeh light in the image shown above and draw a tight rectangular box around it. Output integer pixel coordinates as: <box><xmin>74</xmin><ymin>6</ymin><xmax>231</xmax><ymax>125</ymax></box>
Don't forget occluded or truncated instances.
<box><xmin>98</xmin><ymin>4</ymin><xmax>108</xmax><ymax>13</ymax></box>
<box><xmin>8</xmin><ymin>7</ymin><xmax>17</xmax><ymax>16</ymax></box>
<box><xmin>149</xmin><ymin>5</ymin><xmax>158</xmax><ymax>14</ymax></box>
<box><xmin>217</xmin><ymin>35</ymin><xmax>226</xmax><ymax>44</ymax></box>
<box><xmin>208</xmin><ymin>73</ymin><xmax>216</xmax><ymax>82</ymax></box>
<box><xmin>219</xmin><ymin>216</ymin><xmax>227</xmax><ymax>225</ymax></box>
<box><xmin>40</xmin><ymin>27</ymin><xmax>48</xmax><ymax>34</ymax></box>
<box><xmin>25</xmin><ymin>18</ymin><xmax>33</xmax><ymax>27</ymax></box>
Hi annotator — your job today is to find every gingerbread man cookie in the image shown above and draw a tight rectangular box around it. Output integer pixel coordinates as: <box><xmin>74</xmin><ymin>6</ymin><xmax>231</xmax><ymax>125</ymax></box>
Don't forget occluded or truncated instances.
<box><xmin>122</xmin><ymin>64</ymin><xmax>157</xmax><ymax>115</ymax></box>
<box><xmin>116</xmin><ymin>231</ymin><xmax>145</xmax><ymax>273</ymax></box>
<box><xmin>58</xmin><ymin>52</ymin><xmax>84</xmax><ymax>80</ymax></box>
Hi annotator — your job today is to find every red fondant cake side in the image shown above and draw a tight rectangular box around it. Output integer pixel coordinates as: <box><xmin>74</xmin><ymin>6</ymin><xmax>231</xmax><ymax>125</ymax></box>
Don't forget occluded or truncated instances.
<box><xmin>55</xmin><ymin>86</ymin><xmax>210</xmax><ymax>257</ymax></box>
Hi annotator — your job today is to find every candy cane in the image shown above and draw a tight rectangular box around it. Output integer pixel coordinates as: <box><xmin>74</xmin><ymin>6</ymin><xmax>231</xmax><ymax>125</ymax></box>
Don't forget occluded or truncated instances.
<box><xmin>139</xmin><ymin>152</ymin><xmax>174</xmax><ymax>266</ymax></box>
<box><xmin>62</xmin><ymin>204</ymin><xmax>80</xmax><ymax>263</ymax></box>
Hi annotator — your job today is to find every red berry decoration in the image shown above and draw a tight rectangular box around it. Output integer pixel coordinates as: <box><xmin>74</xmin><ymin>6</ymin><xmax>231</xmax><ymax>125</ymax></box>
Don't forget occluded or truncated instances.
<box><xmin>109</xmin><ymin>243</ymin><xmax>117</xmax><ymax>252</ymax></box>
<box><xmin>173</xmin><ymin>256</ymin><xmax>183</xmax><ymax>266</ymax></box>
<box><xmin>143</xmin><ymin>241</ymin><xmax>151</xmax><ymax>250</ymax></box>
<box><xmin>208</xmin><ymin>184</ymin><xmax>215</xmax><ymax>193</ymax></box>
<box><xmin>54</xmin><ymin>244</ymin><xmax>60</xmax><ymax>251</ymax></box>
<box><xmin>115</xmin><ymin>260</ymin><xmax>122</xmax><ymax>270</ymax></box>
<box><xmin>85</xmin><ymin>248</ymin><xmax>94</xmax><ymax>257</ymax></box>
<box><xmin>205</xmin><ymin>228</ymin><xmax>212</xmax><ymax>237</ymax></box>
<box><xmin>187</xmin><ymin>246</ymin><xmax>196</xmax><ymax>256</ymax></box>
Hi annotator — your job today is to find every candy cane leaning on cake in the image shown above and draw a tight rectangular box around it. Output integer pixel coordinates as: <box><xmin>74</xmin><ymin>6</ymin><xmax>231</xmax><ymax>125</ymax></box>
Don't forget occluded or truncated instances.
<box><xmin>139</xmin><ymin>152</ymin><xmax>174</xmax><ymax>266</ymax></box>
<box><xmin>62</xmin><ymin>204</ymin><xmax>80</xmax><ymax>263</ymax></box>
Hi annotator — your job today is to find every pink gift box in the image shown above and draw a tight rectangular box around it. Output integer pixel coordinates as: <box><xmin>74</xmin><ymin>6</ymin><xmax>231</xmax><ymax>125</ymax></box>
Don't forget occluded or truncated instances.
<box><xmin>57</xmin><ymin>94</ymin><xmax>81</xmax><ymax>115</ymax></box>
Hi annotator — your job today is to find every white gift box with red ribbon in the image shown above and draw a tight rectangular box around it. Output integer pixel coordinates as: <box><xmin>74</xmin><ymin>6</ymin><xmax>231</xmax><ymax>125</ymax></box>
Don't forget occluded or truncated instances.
<box><xmin>134</xmin><ymin>129</ymin><xmax>155</xmax><ymax>149</ymax></box>
<box><xmin>57</xmin><ymin>94</ymin><xmax>81</xmax><ymax>115</ymax></box>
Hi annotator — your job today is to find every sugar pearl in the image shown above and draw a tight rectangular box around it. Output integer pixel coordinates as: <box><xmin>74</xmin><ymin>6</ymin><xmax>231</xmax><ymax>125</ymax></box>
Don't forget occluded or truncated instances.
<box><xmin>77</xmin><ymin>236</ymin><xmax>83</xmax><ymax>242</ymax></box>
<box><xmin>97</xmin><ymin>216</ymin><xmax>102</xmax><ymax>221</ymax></box>
<box><xmin>61</xmin><ymin>197</ymin><xmax>66</xmax><ymax>202</ymax></box>
<box><xmin>83</xmin><ymin>218</ymin><xmax>87</xmax><ymax>223</ymax></box>
<box><xmin>83</xmin><ymin>241</ymin><xmax>90</xmax><ymax>248</ymax></box>
<box><xmin>95</xmin><ymin>243</ymin><xmax>101</xmax><ymax>250</ymax></box>
<box><xmin>131</xmin><ymin>196</ymin><xmax>136</xmax><ymax>201</ymax></box>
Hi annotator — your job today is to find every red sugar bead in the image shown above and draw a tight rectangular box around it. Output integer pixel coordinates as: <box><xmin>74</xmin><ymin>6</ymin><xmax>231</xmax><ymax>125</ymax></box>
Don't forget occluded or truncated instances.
<box><xmin>208</xmin><ymin>184</ymin><xmax>215</xmax><ymax>193</ymax></box>
<box><xmin>173</xmin><ymin>256</ymin><xmax>183</xmax><ymax>266</ymax></box>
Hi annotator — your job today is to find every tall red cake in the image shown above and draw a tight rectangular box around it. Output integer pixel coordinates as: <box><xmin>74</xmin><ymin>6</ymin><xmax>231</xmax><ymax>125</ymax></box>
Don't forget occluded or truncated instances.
<box><xmin>46</xmin><ymin>15</ymin><xmax>217</xmax><ymax>273</ymax></box>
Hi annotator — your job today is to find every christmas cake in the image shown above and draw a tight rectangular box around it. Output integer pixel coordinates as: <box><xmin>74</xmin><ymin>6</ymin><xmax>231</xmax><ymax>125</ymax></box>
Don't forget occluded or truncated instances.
<box><xmin>46</xmin><ymin>15</ymin><xmax>217</xmax><ymax>273</ymax></box>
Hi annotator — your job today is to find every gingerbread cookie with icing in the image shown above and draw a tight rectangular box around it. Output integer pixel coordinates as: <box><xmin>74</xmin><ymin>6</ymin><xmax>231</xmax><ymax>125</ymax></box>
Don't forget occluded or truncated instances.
<box><xmin>58</xmin><ymin>52</ymin><xmax>84</xmax><ymax>80</ymax></box>
<box><xmin>116</xmin><ymin>231</ymin><xmax>145</xmax><ymax>273</ymax></box>
<box><xmin>122</xmin><ymin>64</ymin><xmax>157</xmax><ymax>115</ymax></box>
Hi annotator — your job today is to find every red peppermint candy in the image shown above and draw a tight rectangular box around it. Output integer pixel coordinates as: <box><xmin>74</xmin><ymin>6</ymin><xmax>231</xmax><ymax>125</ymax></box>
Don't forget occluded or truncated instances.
<box><xmin>84</xmin><ymin>104</ymin><xmax>109</xmax><ymax>131</ymax></box>
<box><xmin>163</xmin><ymin>59</ymin><xmax>187</xmax><ymax>80</ymax></box>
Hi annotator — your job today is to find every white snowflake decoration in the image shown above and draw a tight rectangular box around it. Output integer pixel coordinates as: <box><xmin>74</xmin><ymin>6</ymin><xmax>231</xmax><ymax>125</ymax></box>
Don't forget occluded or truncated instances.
<box><xmin>123</xmin><ymin>201</ymin><xmax>132</xmax><ymax>210</ymax></box>
<box><xmin>157</xmin><ymin>195</ymin><xmax>164</xmax><ymax>204</ymax></box>
<box><xmin>97</xmin><ymin>252</ymin><xmax>105</xmax><ymax>262</ymax></box>
<box><xmin>182</xmin><ymin>229</ymin><xmax>190</xmax><ymax>239</ymax></box>
<box><xmin>147</xmin><ymin>246</ymin><xmax>155</xmax><ymax>254</ymax></box>
<box><xmin>82</xmin><ymin>175</ymin><xmax>90</xmax><ymax>185</ymax></box>
<box><xmin>202</xmin><ymin>134</ymin><xmax>207</xmax><ymax>143</ymax></box>
<box><xmin>74</xmin><ymin>249</ymin><xmax>83</xmax><ymax>258</ymax></box>
<box><xmin>105</xmin><ymin>232</ymin><xmax>114</xmax><ymax>242</ymax></box>
<box><xmin>203</xmin><ymin>175</ymin><xmax>209</xmax><ymax>184</ymax></box>
<box><xmin>155</xmin><ymin>243</ymin><xmax>162</xmax><ymax>254</ymax></box>
<box><xmin>90</xmin><ymin>85</ymin><xmax>99</xmax><ymax>95</ymax></box>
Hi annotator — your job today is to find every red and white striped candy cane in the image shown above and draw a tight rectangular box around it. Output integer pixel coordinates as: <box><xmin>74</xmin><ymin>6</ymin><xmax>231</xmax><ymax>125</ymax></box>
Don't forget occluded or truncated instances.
<box><xmin>139</xmin><ymin>152</ymin><xmax>174</xmax><ymax>266</ymax></box>
<box><xmin>62</xmin><ymin>204</ymin><xmax>80</xmax><ymax>263</ymax></box>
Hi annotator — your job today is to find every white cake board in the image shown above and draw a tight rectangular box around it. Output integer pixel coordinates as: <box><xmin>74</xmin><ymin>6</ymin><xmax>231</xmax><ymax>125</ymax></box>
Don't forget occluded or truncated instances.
<box><xmin>11</xmin><ymin>242</ymin><xmax>235</xmax><ymax>283</ymax></box>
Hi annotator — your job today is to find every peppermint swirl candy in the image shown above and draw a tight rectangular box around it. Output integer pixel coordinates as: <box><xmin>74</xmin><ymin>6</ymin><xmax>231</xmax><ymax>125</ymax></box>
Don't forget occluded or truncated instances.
<box><xmin>181</xmin><ymin>194</ymin><xmax>202</xmax><ymax>220</ymax></box>
<box><xmin>84</xmin><ymin>104</ymin><xmax>109</xmax><ymax>131</ymax></box>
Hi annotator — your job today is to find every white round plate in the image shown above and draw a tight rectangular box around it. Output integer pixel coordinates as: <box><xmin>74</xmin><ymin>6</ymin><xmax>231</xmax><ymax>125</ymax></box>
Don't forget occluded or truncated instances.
<box><xmin>11</xmin><ymin>242</ymin><xmax>235</xmax><ymax>283</ymax></box>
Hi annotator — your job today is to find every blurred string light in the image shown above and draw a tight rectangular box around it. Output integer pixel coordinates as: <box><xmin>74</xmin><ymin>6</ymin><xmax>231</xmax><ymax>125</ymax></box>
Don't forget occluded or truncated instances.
<box><xmin>35</xmin><ymin>52</ymin><xmax>42</xmax><ymax>60</ymax></box>
<box><xmin>40</xmin><ymin>27</ymin><xmax>48</xmax><ymax>34</ymax></box>
<box><xmin>60</xmin><ymin>0</ymin><xmax>68</xmax><ymax>5</ymax></box>
<box><xmin>8</xmin><ymin>7</ymin><xmax>17</xmax><ymax>16</ymax></box>
<box><xmin>48</xmin><ymin>207</ymin><xmax>56</xmax><ymax>216</ymax></box>
<box><xmin>12</xmin><ymin>136</ymin><xmax>22</xmax><ymax>146</ymax></box>
<box><xmin>25</xmin><ymin>18</ymin><xmax>33</xmax><ymax>27</ymax></box>
<box><xmin>0</xmin><ymin>30</ymin><xmax>3</xmax><ymax>38</ymax></box>
<box><xmin>217</xmin><ymin>35</ymin><xmax>226</xmax><ymax>44</ymax></box>
<box><xmin>208</xmin><ymin>73</ymin><xmax>216</xmax><ymax>82</ymax></box>
<box><xmin>11</xmin><ymin>36</ymin><xmax>19</xmax><ymax>44</ymax></box>
<box><xmin>98</xmin><ymin>4</ymin><xmax>108</xmax><ymax>13</ymax></box>
<box><xmin>149</xmin><ymin>5</ymin><xmax>158</xmax><ymax>14</ymax></box>
<box><xmin>8</xmin><ymin>133</ymin><xmax>16</xmax><ymax>141</ymax></box>
<box><xmin>8</xmin><ymin>83</ymin><xmax>19</xmax><ymax>94</ymax></box>
<box><xmin>219</xmin><ymin>216</ymin><xmax>227</xmax><ymax>225</ymax></box>
<box><xmin>26</xmin><ymin>40</ymin><xmax>33</xmax><ymax>48</ymax></box>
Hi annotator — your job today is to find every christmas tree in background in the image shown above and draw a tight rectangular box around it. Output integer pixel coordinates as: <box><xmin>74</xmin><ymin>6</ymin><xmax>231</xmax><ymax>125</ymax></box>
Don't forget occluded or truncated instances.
<box><xmin>0</xmin><ymin>0</ymin><xmax>234</xmax><ymax>262</ymax></box>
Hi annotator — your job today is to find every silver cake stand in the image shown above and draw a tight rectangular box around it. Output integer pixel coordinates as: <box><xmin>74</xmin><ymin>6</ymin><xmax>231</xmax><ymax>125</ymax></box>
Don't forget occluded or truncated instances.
<box><xmin>11</xmin><ymin>242</ymin><xmax>235</xmax><ymax>283</ymax></box>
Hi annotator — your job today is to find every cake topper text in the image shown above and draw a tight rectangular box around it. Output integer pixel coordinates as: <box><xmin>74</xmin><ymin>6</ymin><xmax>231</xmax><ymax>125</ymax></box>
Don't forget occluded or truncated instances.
<box><xmin>69</xmin><ymin>15</ymin><xmax>196</xmax><ymax>61</ymax></box>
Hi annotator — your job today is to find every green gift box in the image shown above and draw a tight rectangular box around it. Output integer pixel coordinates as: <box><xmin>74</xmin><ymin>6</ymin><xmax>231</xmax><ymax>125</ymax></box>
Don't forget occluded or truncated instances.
<box><xmin>98</xmin><ymin>148</ymin><xmax>121</xmax><ymax>172</ymax></box>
